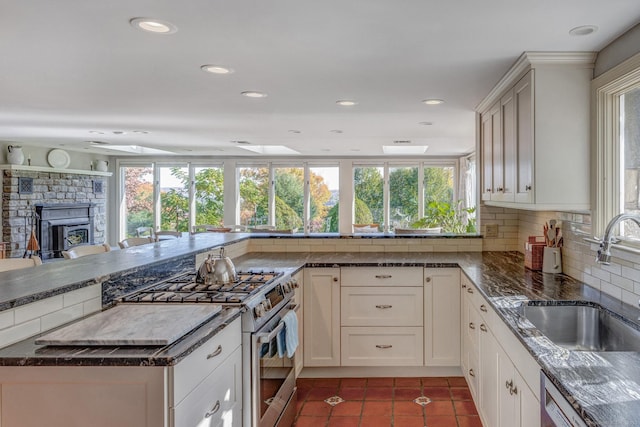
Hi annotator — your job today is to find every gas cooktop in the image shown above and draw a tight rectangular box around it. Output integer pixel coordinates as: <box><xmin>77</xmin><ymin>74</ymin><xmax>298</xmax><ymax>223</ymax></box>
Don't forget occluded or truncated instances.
<box><xmin>120</xmin><ymin>271</ymin><xmax>283</xmax><ymax>304</ymax></box>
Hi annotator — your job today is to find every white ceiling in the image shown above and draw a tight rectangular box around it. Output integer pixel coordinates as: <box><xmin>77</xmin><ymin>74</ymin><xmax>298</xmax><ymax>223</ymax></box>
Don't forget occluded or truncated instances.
<box><xmin>1</xmin><ymin>0</ymin><xmax>639</xmax><ymax>158</ymax></box>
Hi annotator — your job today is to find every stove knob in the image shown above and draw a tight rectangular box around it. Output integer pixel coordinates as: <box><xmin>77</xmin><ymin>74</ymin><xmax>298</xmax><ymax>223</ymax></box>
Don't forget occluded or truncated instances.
<box><xmin>254</xmin><ymin>303</ymin><xmax>266</xmax><ymax>318</ymax></box>
<box><xmin>264</xmin><ymin>299</ymin><xmax>272</xmax><ymax>310</ymax></box>
<box><xmin>291</xmin><ymin>278</ymin><xmax>299</xmax><ymax>289</ymax></box>
<box><xmin>282</xmin><ymin>282</ymin><xmax>291</xmax><ymax>293</ymax></box>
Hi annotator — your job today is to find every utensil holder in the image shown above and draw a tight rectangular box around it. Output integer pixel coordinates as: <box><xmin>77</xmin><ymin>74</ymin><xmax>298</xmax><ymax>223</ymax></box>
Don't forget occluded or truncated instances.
<box><xmin>542</xmin><ymin>247</ymin><xmax>562</xmax><ymax>274</ymax></box>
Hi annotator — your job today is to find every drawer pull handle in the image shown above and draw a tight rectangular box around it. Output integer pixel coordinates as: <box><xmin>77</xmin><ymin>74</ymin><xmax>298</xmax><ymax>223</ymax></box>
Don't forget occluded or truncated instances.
<box><xmin>467</xmin><ymin>288</ymin><xmax>474</xmax><ymax>294</ymax></box>
<box><xmin>525</xmin><ymin>185</ymin><xmax>532</xmax><ymax>191</ymax></box>
<box><xmin>425</xmin><ymin>277</ymin><xmax>432</xmax><ymax>283</ymax></box>
<box><xmin>469</xmin><ymin>369</ymin><xmax>475</xmax><ymax>377</ymax></box>
<box><xmin>469</xmin><ymin>322</ymin><xmax>475</xmax><ymax>330</ymax></box>
<box><xmin>376</xmin><ymin>304</ymin><xmax>393</xmax><ymax>309</ymax></box>
<box><xmin>480</xmin><ymin>304</ymin><xmax>488</xmax><ymax>312</ymax></box>
<box><xmin>462</xmin><ymin>283</ymin><xmax>467</xmax><ymax>289</ymax></box>
<box><xmin>511</xmin><ymin>385</ymin><xmax>518</xmax><ymax>395</ymax></box>
<box><xmin>480</xmin><ymin>324</ymin><xmax>488</xmax><ymax>332</ymax></box>
<box><xmin>206</xmin><ymin>345</ymin><xmax>223</xmax><ymax>359</ymax></box>
<box><xmin>333</xmin><ymin>277</ymin><xmax>339</xmax><ymax>282</ymax></box>
<box><xmin>376</xmin><ymin>344</ymin><xmax>392</xmax><ymax>349</ymax></box>
<box><xmin>505</xmin><ymin>380</ymin><xmax>513</xmax><ymax>390</ymax></box>
<box><xmin>205</xmin><ymin>400</ymin><xmax>221</xmax><ymax>418</ymax></box>
<box><xmin>375</xmin><ymin>275</ymin><xmax>392</xmax><ymax>279</ymax></box>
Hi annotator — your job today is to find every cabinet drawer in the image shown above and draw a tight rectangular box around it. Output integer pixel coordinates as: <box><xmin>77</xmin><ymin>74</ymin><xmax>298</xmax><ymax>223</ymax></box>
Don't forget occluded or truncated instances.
<box><xmin>341</xmin><ymin>287</ymin><xmax>423</xmax><ymax>326</ymax></box>
<box><xmin>172</xmin><ymin>346</ymin><xmax>242</xmax><ymax>427</ymax></box>
<box><xmin>173</xmin><ymin>317</ymin><xmax>241</xmax><ymax>405</ymax></box>
<box><xmin>341</xmin><ymin>267</ymin><xmax>423</xmax><ymax>287</ymax></box>
<box><xmin>341</xmin><ymin>327</ymin><xmax>423</xmax><ymax>366</ymax></box>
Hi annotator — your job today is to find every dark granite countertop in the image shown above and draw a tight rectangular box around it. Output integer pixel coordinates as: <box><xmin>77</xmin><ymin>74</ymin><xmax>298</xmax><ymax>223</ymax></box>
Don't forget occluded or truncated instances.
<box><xmin>2</xmin><ymin>248</ymin><xmax>638</xmax><ymax>426</ymax></box>
<box><xmin>0</xmin><ymin>307</ymin><xmax>241</xmax><ymax>367</ymax></box>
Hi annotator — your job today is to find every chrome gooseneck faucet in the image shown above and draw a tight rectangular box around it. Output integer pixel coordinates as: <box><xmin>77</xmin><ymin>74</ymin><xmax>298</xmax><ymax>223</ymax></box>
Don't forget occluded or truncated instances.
<box><xmin>596</xmin><ymin>213</ymin><xmax>640</xmax><ymax>264</ymax></box>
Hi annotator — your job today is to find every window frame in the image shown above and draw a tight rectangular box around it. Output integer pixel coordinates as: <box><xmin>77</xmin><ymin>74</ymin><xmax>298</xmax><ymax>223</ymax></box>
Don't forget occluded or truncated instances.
<box><xmin>593</xmin><ymin>52</ymin><xmax>640</xmax><ymax>240</ymax></box>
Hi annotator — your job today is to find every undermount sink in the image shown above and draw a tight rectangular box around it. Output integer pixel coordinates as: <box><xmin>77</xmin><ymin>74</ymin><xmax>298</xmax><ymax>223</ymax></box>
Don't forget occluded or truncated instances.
<box><xmin>519</xmin><ymin>303</ymin><xmax>640</xmax><ymax>352</ymax></box>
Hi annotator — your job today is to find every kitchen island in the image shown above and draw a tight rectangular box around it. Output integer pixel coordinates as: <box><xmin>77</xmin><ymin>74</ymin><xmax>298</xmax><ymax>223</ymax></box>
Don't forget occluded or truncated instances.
<box><xmin>0</xmin><ymin>234</ymin><xmax>639</xmax><ymax>426</ymax></box>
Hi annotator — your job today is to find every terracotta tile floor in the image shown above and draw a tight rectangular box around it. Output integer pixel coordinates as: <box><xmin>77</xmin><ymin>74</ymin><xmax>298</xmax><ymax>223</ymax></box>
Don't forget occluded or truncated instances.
<box><xmin>294</xmin><ymin>377</ymin><xmax>481</xmax><ymax>427</ymax></box>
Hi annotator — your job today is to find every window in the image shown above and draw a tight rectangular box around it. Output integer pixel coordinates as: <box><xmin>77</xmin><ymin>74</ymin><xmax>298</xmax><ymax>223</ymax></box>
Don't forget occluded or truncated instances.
<box><xmin>117</xmin><ymin>158</ymin><xmax>467</xmax><ymax>238</ymax></box>
<box><xmin>274</xmin><ymin>166</ymin><xmax>305</xmax><ymax>230</ymax></box>
<box><xmin>389</xmin><ymin>165</ymin><xmax>419</xmax><ymax>230</ymax></box>
<box><xmin>353</xmin><ymin>165</ymin><xmax>384</xmax><ymax>228</ymax></box>
<box><xmin>309</xmin><ymin>166</ymin><xmax>339</xmax><ymax>232</ymax></box>
<box><xmin>594</xmin><ymin>54</ymin><xmax>640</xmax><ymax>240</ymax></box>
<box><xmin>194</xmin><ymin>166</ymin><xmax>224</xmax><ymax>227</ymax></box>
<box><xmin>238</xmin><ymin>166</ymin><xmax>269</xmax><ymax>227</ymax></box>
<box><xmin>158</xmin><ymin>166</ymin><xmax>189</xmax><ymax>232</ymax></box>
<box><xmin>121</xmin><ymin>165</ymin><xmax>154</xmax><ymax>238</ymax></box>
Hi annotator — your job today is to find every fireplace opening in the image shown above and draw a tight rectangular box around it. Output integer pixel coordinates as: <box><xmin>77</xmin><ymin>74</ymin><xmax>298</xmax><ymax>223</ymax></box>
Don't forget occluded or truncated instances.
<box><xmin>36</xmin><ymin>204</ymin><xmax>95</xmax><ymax>260</ymax></box>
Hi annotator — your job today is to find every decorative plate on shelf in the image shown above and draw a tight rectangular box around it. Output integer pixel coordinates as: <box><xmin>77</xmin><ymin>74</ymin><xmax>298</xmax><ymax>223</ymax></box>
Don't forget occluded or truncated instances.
<box><xmin>47</xmin><ymin>149</ymin><xmax>71</xmax><ymax>169</ymax></box>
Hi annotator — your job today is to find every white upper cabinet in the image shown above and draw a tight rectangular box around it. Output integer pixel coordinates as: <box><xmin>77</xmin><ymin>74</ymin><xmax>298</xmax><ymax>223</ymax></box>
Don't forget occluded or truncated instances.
<box><xmin>477</xmin><ymin>52</ymin><xmax>595</xmax><ymax>211</ymax></box>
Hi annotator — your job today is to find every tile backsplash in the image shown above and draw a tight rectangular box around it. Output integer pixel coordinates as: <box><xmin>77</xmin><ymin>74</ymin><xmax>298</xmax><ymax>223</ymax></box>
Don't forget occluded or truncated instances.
<box><xmin>512</xmin><ymin>207</ymin><xmax>640</xmax><ymax>307</ymax></box>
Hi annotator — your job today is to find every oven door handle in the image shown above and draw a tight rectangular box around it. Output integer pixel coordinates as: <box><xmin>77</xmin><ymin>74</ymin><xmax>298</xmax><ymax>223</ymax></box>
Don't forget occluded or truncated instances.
<box><xmin>258</xmin><ymin>321</ymin><xmax>285</xmax><ymax>343</ymax></box>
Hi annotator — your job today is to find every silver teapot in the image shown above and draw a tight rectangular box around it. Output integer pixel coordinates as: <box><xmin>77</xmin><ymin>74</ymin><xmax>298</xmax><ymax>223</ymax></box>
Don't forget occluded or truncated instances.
<box><xmin>196</xmin><ymin>247</ymin><xmax>237</xmax><ymax>285</ymax></box>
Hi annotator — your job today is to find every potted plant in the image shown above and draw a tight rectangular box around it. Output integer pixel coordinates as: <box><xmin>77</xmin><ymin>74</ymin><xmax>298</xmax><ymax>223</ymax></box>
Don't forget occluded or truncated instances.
<box><xmin>399</xmin><ymin>200</ymin><xmax>476</xmax><ymax>234</ymax></box>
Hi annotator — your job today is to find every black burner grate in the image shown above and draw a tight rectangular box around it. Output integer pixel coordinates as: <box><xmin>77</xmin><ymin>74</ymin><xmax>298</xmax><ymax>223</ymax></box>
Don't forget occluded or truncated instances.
<box><xmin>121</xmin><ymin>271</ymin><xmax>283</xmax><ymax>304</ymax></box>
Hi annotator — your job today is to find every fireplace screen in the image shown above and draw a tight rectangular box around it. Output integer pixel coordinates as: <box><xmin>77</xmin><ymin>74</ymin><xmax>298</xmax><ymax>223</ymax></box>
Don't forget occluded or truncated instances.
<box><xmin>66</xmin><ymin>228</ymin><xmax>89</xmax><ymax>246</ymax></box>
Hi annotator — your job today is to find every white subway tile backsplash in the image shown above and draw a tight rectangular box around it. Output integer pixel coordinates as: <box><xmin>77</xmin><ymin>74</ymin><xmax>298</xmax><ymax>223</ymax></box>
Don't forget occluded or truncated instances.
<box><xmin>14</xmin><ymin>295</ymin><xmax>63</xmax><ymax>324</ymax></box>
<box><xmin>41</xmin><ymin>304</ymin><xmax>85</xmax><ymax>331</ymax></box>
<box><xmin>63</xmin><ymin>284</ymin><xmax>101</xmax><ymax>307</ymax></box>
<box><xmin>0</xmin><ymin>310</ymin><xmax>14</xmax><ymax>329</ymax></box>
<box><xmin>83</xmin><ymin>297</ymin><xmax>103</xmax><ymax>315</ymax></box>
<box><xmin>0</xmin><ymin>319</ymin><xmax>40</xmax><ymax>348</ymax></box>
<box><xmin>600</xmin><ymin>281</ymin><xmax>623</xmax><ymax>300</ymax></box>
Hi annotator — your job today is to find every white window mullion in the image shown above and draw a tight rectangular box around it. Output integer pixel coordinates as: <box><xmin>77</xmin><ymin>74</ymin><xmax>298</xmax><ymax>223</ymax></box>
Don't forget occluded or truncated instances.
<box><xmin>268</xmin><ymin>163</ymin><xmax>276</xmax><ymax>227</ymax></box>
<box><xmin>188</xmin><ymin>163</ymin><xmax>195</xmax><ymax>232</ymax></box>
<box><xmin>418</xmin><ymin>165</ymin><xmax>425</xmax><ymax>219</ymax></box>
<box><xmin>383</xmin><ymin>162</ymin><xmax>390</xmax><ymax>232</ymax></box>
<box><xmin>153</xmin><ymin>163</ymin><xmax>161</xmax><ymax>232</ymax></box>
<box><xmin>303</xmin><ymin>163</ymin><xmax>310</xmax><ymax>234</ymax></box>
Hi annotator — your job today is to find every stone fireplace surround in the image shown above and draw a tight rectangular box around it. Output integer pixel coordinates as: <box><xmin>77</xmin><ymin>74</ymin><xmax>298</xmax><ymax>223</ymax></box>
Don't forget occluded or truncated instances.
<box><xmin>1</xmin><ymin>168</ymin><xmax>107</xmax><ymax>259</ymax></box>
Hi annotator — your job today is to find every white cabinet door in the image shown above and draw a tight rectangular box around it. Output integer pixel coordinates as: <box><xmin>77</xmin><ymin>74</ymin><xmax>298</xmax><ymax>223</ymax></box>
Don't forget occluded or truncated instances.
<box><xmin>292</xmin><ymin>271</ymin><xmax>304</xmax><ymax>376</ymax></box>
<box><xmin>514</xmin><ymin>69</ymin><xmax>534</xmax><ymax>203</ymax></box>
<box><xmin>498</xmin><ymin>87</ymin><xmax>516</xmax><ymax>202</ymax></box>
<box><xmin>479</xmin><ymin>318</ymin><xmax>500</xmax><ymax>427</ymax></box>
<box><xmin>481</xmin><ymin>108</ymin><xmax>494</xmax><ymax>201</ymax></box>
<box><xmin>424</xmin><ymin>268</ymin><xmax>460</xmax><ymax>366</ymax></box>
<box><xmin>303</xmin><ymin>268</ymin><xmax>341</xmax><ymax>366</ymax></box>
<box><xmin>172</xmin><ymin>346</ymin><xmax>242</xmax><ymax>427</ymax></box>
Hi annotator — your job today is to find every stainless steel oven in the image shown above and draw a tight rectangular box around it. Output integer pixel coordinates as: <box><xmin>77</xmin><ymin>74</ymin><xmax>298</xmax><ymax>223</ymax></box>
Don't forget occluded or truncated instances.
<box><xmin>541</xmin><ymin>371</ymin><xmax>587</xmax><ymax>427</ymax></box>
<box><xmin>244</xmin><ymin>302</ymin><xmax>298</xmax><ymax>427</ymax></box>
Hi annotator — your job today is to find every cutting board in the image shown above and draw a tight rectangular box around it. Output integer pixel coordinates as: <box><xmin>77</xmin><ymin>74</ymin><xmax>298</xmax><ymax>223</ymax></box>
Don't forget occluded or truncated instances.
<box><xmin>35</xmin><ymin>304</ymin><xmax>222</xmax><ymax>346</ymax></box>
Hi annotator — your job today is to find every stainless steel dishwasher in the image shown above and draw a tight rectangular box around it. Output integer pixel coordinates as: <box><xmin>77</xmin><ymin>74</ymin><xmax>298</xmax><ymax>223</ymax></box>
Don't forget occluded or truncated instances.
<box><xmin>541</xmin><ymin>371</ymin><xmax>587</xmax><ymax>427</ymax></box>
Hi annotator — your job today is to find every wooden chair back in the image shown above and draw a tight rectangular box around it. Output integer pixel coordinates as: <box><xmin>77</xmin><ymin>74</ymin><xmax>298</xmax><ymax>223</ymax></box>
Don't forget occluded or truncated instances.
<box><xmin>62</xmin><ymin>244</ymin><xmax>111</xmax><ymax>259</ymax></box>
<box><xmin>135</xmin><ymin>226</ymin><xmax>154</xmax><ymax>238</ymax></box>
<box><xmin>154</xmin><ymin>231</ymin><xmax>182</xmax><ymax>241</ymax></box>
<box><xmin>118</xmin><ymin>237</ymin><xmax>155</xmax><ymax>249</ymax></box>
<box><xmin>0</xmin><ymin>256</ymin><xmax>42</xmax><ymax>272</ymax></box>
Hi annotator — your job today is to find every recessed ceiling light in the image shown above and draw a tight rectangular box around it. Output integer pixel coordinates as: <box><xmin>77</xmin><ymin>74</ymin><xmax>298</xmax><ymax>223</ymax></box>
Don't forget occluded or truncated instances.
<box><xmin>350</xmin><ymin>148</ymin><xmax>360</xmax><ymax>152</ymax></box>
<box><xmin>201</xmin><ymin>65</ymin><xmax>234</xmax><ymax>75</ymax></box>
<box><xmin>336</xmin><ymin>100</ymin><xmax>358</xmax><ymax>106</ymax></box>
<box><xmin>383</xmin><ymin>145</ymin><xmax>428</xmax><ymax>154</ymax></box>
<box><xmin>422</xmin><ymin>99</ymin><xmax>444</xmax><ymax>105</ymax></box>
<box><xmin>112</xmin><ymin>131</ymin><xmax>126</xmax><ymax>135</ymax></box>
<box><xmin>330</xmin><ymin>129</ymin><xmax>343</xmax><ymax>134</ymax></box>
<box><xmin>129</xmin><ymin>18</ymin><xmax>177</xmax><ymax>34</ymax></box>
<box><xmin>132</xmin><ymin>130</ymin><xmax>149</xmax><ymax>134</ymax></box>
<box><xmin>241</xmin><ymin>91</ymin><xmax>267</xmax><ymax>98</ymax></box>
<box><xmin>231</xmin><ymin>140</ymin><xmax>251</xmax><ymax>144</ymax></box>
<box><xmin>321</xmin><ymin>148</ymin><xmax>331</xmax><ymax>152</ymax></box>
<box><xmin>569</xmin><ymin>25</ymin><xmax>598</xmax><ymax>36</ymax></box>
<box><xmin>89</xmin><ymin>130</ymin><xmax>104</xmax><ymax>135</ymax></box>
<box><xmin>288</xmin><ymin>130</ymin><xmax>301</xmax><ymax>134</ymax></box>
<box><xmin>419</xmin><ymin>121</ymin><xmax>433</xmax><ymax>126</ymax></box>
